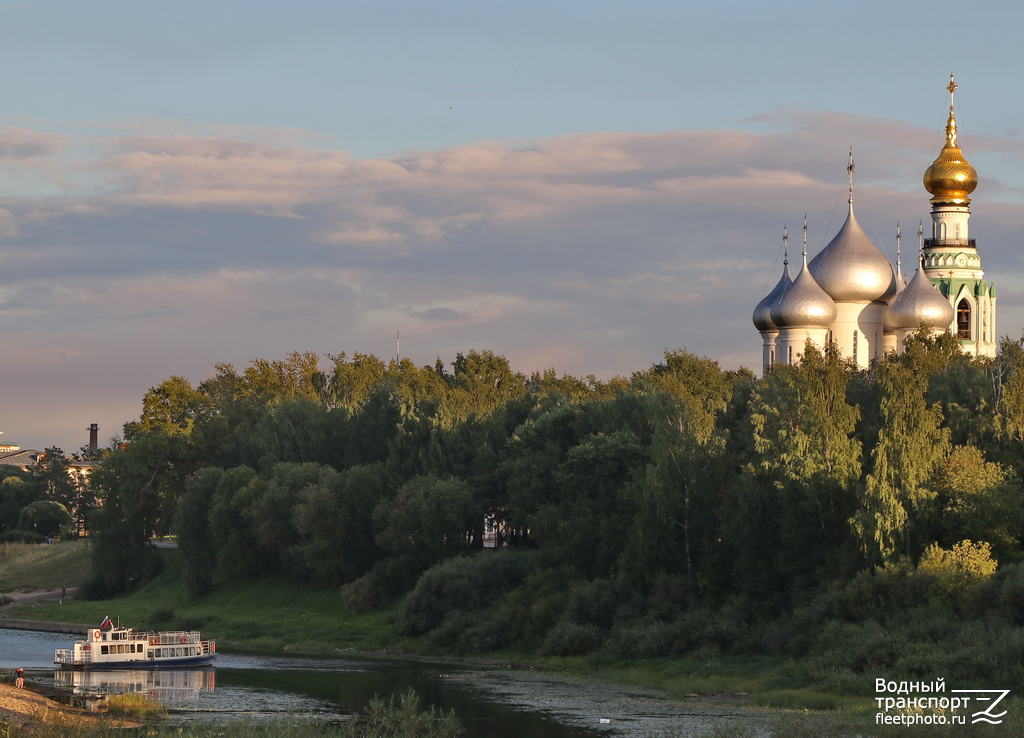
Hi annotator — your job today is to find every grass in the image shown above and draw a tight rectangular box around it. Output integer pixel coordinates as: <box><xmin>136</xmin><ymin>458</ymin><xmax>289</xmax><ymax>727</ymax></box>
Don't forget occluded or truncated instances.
<box><xmin>103</xmin><ymin>693</ymin><xmax>166</xmax><ymax>719</ymax></box>
<box><xmin>8</xmin><ymin>549</ymin><xmax>402</xmax><ymax>654</ymax></box>
<box><xmin>0</xmin><ymin>541</ymin><xmax>92</xmax><ymax>591</ymax></box>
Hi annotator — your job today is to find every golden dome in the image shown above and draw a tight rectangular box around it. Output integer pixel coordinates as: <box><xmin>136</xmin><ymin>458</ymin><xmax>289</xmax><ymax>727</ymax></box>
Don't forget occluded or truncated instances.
<box><xmin>923</xmin><ymin>74</ymin><xmax>977</xmax><ymax>204</ymax></box>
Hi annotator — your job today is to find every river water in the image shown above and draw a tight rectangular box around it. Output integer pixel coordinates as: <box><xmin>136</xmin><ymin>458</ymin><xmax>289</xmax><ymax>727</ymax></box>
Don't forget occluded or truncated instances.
<box><xmin>0</xmin><ymin>628</ymin><xmax>773</xmax><ymax>737</ymax></box>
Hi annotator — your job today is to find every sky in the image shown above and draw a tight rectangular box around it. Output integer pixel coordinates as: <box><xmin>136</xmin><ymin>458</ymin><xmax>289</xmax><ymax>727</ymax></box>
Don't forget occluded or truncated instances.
<box><xmin>3</xmin><ymin>0</ymin><xmax>1024</xmax><ymax>452</ymax></box>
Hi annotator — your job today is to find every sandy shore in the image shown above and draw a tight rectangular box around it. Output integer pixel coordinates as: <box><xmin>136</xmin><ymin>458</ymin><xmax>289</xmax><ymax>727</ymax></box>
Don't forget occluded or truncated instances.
<box><xmin>0</xmin><ymin>678</ymin><xmax>136</xmax><ymax>734</ymax></box>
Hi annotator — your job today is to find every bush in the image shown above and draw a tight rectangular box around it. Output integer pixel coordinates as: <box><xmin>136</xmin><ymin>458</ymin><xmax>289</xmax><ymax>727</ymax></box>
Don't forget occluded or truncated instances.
<box><xmin>0</xmin><ymin>530</ymin><xmax>46</xmax><ymax>544</ymax></box>
<box><xmin>341</xmin><ymin>557</ymin><xmax>421</xmax><ymax>614</ymax></box>
<box><xmin>396</xmin><ymin>551</ymin><xmax>534</xmax><ymax>636</ymax></box>
<box><xmin>541</xmin><ymin>621</ymin><xmax>604</xmax><ymax>656</ymax></box>
<box><xmin>345</xmin><ymin>688</ymin><xmax>462</xmax><ymax>738</ymax></box>
<box><xmin>608</xmin><ymin>620</ymin><xmax>683</xmax><ymax>658</ymax></box>
<box><xmin>997</xmin><ymin>563</ymin><xmax>1024</xmax><ymax>624</ymax></box>
<box><xmin>917</xmin><ymin>540</ymin><xmax>997</xmax><ymax>603</ymax></box>
<box><xmin>147</xmin><ymin>607</ymin><xmax>175</xmax><ymax>626</ymax></box>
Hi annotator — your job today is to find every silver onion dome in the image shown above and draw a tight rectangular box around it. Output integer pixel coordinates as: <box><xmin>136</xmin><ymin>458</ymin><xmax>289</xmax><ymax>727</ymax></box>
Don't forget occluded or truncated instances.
<box><xmin>753</xmin><ymin>263</ymin><xmax>791</xmax><ymax>332</ymax></box>
<box><xmin>885</xmin><ymin>263</ymin><xmax>954</xmax><ymax>331</ymax></box>
<box><xmin>771</xmin><ymin>254</ymin><xmax>837</xmax><ymax>329</ymax></box>
<box><xmin>809</xmin><ymin>206</ymin><xmax>898</xmax><ymax>303</ymax></box>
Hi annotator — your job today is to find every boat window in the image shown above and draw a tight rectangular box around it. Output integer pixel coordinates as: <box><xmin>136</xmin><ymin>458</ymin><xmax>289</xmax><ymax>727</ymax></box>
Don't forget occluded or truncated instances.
<box><xmin>101</xmin><ymin>646</ymin><xmax>109</xmax><ymax>655</ymax></box>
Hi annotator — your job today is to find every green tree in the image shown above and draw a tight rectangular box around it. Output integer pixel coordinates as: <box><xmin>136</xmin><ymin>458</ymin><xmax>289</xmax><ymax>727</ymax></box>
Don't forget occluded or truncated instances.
<box><xmin>206</xmin><ymin>466</ymin><xmax>263</xmax><ymax>580</ymax></box>
<box><xmin>529</xmin><ymin>430</ymin><xmax>647</xmax><ymax>578</ymax></box>
<box><xmin>736</xmin><ymin>342</ymin><xmax>862</xmax><ymax>595</ymax></box>
<box><xmin>253</xmin><ymin>396</ymin><xmax>333</xmax><ymax>469</ymax></box>
<box><xmin>0</xmin><ymin>473</ymin><xmax>37</xmax><ymax>534</ymax></box>
<box><xmin>293</xmin><ymin>464</ymin><xmax>389</xmax><ymax>585</ymax></box>
<box><xmin>854</xmin><ymin>354</ymin><xmax>951</xmax><ymax>564</ymax></box>
<box><xmin>933</xmin><ymin>446</ymin><xmax>1024</xmax><ymax>561</ymax></box>
<box><xmin>447</xmin><ymin>350</ymin><xmax>527</xmax><ymax>419</ymax></box>
<box><xmin>18</xmin><ymin>500</ymin><xmax>73</xmax><ymax>538</ymax></box>
<box><xmin>374</xmin><ymin>475</ymin><xmax>475</xmax><ymax>569</ymax></box>
<box><xmin>174</xmin><ymin>467</ymin><xmax>223</xmax><ymax>597</ymax></box>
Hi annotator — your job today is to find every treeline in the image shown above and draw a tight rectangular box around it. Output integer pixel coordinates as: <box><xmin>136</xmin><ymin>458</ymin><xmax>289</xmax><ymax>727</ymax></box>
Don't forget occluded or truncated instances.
<box><xmin>85</xmin><ymin>335</ymin><xmax>1024</xmax><ymax>686</ymax></box>
<box><xmin>0</xmin><ymin>448</ymin><xmax>93</xmax><ymax>542</ymax></box>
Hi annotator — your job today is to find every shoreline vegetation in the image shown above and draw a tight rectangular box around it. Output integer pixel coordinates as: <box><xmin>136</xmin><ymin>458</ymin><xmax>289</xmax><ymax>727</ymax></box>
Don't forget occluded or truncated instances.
<box><xmin>7</xmin><ymin>337</ymin><xmax>1024</xmax><ymax>734</ymax></box>
<box><xmin>4</xmin><ymin>552</ymin><xmax>1023</xmax><ymax>737</ymax></box>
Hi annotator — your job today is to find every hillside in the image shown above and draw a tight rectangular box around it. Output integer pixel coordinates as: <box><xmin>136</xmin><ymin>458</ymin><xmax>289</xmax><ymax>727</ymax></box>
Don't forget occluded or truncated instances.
<box><xmin>0</xmin><ymin>542</ymin><xmax>91</xmax><ymax>593</ymax></box>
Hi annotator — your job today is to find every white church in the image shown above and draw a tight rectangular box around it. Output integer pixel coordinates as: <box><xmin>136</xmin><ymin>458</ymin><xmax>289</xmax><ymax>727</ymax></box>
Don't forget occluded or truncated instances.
<box><xmin>753</xmin><ymin>75</ymin><xmax>997</xmax><ymax>370</ymax></box>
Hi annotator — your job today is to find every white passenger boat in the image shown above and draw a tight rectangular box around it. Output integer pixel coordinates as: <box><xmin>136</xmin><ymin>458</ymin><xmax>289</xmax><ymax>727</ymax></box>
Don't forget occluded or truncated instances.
<box><xmin>55</xmin><ymin>620</ymin><xmax>216</xmax><ymax>670</ymax></box>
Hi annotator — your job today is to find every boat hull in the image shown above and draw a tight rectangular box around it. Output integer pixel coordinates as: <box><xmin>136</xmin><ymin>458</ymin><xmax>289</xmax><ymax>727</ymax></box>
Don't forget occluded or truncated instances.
<box><xmin>57</xmin><ymin>654</ymin><xmax>217</xmax><ymax>670</ymax></box>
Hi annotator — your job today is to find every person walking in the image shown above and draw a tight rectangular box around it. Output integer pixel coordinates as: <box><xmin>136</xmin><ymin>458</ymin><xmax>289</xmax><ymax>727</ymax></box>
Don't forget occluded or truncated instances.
<box><xmin>15</xmin><ymin>668</ymin><xmax>24</xmax><ymax>688</ymax></box>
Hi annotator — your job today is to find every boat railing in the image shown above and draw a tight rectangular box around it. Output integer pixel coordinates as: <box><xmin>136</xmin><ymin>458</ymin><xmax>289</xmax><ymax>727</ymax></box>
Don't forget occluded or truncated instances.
<box><xmin>139</xmin><ymin>631</ymin><xmax>203</xmax><ymax>645</ymax></box>
<box><xmin>55</xmin><ymin>648</ymin><xmax>86</xmax><ymax>664</ymax></box>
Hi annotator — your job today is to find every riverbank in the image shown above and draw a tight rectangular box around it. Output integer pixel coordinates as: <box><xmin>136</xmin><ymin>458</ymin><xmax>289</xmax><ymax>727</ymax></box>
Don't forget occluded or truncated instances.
<box><xmin>0</xmin><ymin>565</ymin><xmax>880</xmax><ymax>713</ymax></box>
<box><xmin>0</xmin><ymin>678</ymin><xmax>142</xmax><ymax>733</ymax></box>
<box><xmin>3</xmin><ymin>548</ymin><xmax>1022</xmax><ymax>736</ymax></box>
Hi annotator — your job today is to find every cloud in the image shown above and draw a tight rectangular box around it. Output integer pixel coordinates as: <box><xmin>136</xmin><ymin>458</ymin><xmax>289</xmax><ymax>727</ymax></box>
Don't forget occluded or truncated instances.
<box><xmin>0</xmin><ymin>126</ymin><xmax>65</xmax><ymax>160</ymax></box>
<box><xmin>3</xmin><ymin>111</ymin><xmax>1024</xmax><ymax>451</ymax></box>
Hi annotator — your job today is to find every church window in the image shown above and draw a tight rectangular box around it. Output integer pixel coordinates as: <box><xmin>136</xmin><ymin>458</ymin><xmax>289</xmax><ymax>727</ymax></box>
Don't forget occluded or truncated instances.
<box><xmin>957</xmin><ymin>299</ymin><xmax>971</xmax><ymax>339</ymax></box>
<box><xmin>852</xmin><ymin>331</ymin><xmax>858</xmax><ymax>360</ymax></box>
<box><xmin>788</xmin><ymin>346</ymin><xmax>793</xmax><ymax>364</ymax></box>
<box><xmin>769</xmin><ymin>349</ymin><xmax>775</xmax><ymax>365</ymax></box>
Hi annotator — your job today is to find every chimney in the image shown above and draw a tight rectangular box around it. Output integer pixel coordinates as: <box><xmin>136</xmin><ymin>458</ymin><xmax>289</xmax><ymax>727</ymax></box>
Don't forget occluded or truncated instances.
<box><xmin>87</xmin><ymin>423</ymin><xmax>99</xmax><ymax>451</ymax></box>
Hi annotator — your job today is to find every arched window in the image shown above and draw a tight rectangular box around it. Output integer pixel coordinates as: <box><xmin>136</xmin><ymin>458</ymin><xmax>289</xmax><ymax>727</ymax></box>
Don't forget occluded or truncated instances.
<box><xmin>852</xmin><ymin>331</ymin><xmax>858</xmax><ymax>361</ymax></box>
<box><xmin>788</xmin><ymin>346</ymin><xmax>793</xmax><ymax>364</ymax></box>
<box><xmin>957</xmin><ymin>299</ymin><xmax>971</xmax><ymax>339</ymax></box>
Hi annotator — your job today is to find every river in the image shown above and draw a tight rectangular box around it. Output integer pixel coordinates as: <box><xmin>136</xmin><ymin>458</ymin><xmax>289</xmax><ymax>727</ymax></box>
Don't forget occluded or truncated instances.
<box><xmin>0</xmin><ymin>628</ymin><xmax>774</xmax><ymax>736</ymax></box>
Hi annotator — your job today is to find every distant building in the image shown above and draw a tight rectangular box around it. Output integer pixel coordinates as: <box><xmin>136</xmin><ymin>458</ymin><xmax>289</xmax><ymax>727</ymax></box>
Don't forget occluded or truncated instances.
<box><xmin>754</xmin><ymin>75</ymin><xmax>996</xmax><ymax>369</ymax></box>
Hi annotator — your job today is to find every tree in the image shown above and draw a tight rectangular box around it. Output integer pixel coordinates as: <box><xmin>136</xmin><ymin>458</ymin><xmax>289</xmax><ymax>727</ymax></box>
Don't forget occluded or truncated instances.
<box><xmin>0</xmin><ymin>473</ymin><xmax>37</xmax><ymax>534</ymax></box>
<box><xmin>854</xmin><ymin>355</ymin><xmax>950</xmax><ymax>564</ymax></box>
<box><xmin>174</xmin><ymin>467</ymin><xmax>223</xmax><ymax>597</ymax></box>
<box><xmin>206</xmin><ymin>466</ymin><xmax>263</xmax><ymax>580</ymax></box>
<box><xmin>18</xmin><ymin>500</ymin><xmax>73</xmax><ymax>538</ymax></box>
<box><xmin>252</xmin><ymin>396</ymin><xmax>333</xmax><ymax>469</ymax></box>
<box><xmin>374</xmin><ymin>475</ymin><xmax>475</xmax><ymax>569</ymax></box>
<box><xmin>447</xmin><ymin>350</ymin><xmax>527</xmax><ymax>418</ymax></box>
<box><xmin>933</xmin><ymin>446</ymin><xmax>1024</xmax><ymax>561</ymax></box>
<box><xmin>628</xmin><ymin>392</ymin><xmax>729</xmax><ymax>587</ymax></box>
<box><xmin>530</xmin><ymin>430</ymin><xmax>647</xmax><ymax>578</ymax></box>
<box><xmin>292</xmin><ymin>464</ymin><xmax>389</xmax><ymax>585</ymax></box>
<box><xmin>736</xmin><ymin>342</ymin><xmax>862</xmax><ymax>594</ymax></box>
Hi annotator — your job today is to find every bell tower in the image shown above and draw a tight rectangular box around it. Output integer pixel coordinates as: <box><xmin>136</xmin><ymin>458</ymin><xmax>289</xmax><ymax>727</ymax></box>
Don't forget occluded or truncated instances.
<box><xmin>921</xmin><ymin>74</ymin><xmax>996</xmax><ymax>357</ymax></box>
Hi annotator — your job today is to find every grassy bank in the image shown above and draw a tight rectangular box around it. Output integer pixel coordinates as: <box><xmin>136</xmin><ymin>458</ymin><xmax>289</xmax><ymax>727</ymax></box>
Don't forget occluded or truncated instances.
<box><xmin>0</xmin><ymin>541</ymin><xmax>91</xmax><ymax>591</ymax></box>
<box><xmin>0</xmin><ymin>548</ymin><xmax>883</xmax><ymax>716</ymax></box>
<box><xmin>6</xmin><ymin>548</ymin><xmax>399</xmax><ymax>653</ymax></box>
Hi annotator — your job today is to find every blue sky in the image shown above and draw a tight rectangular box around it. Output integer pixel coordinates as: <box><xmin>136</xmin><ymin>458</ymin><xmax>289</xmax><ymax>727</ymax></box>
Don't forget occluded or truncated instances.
<box><xmin>2</xmin><ymin>0</ymin><xmax>1024</xmax><ymax>451</ymax></box>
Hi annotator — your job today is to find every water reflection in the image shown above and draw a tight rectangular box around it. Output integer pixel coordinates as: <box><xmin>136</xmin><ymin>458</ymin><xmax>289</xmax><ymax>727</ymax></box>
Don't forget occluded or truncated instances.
<box><xmin>53</xmin><ymin>668</ymin><xmax>216</xmax><ymax>703</ymax></box>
